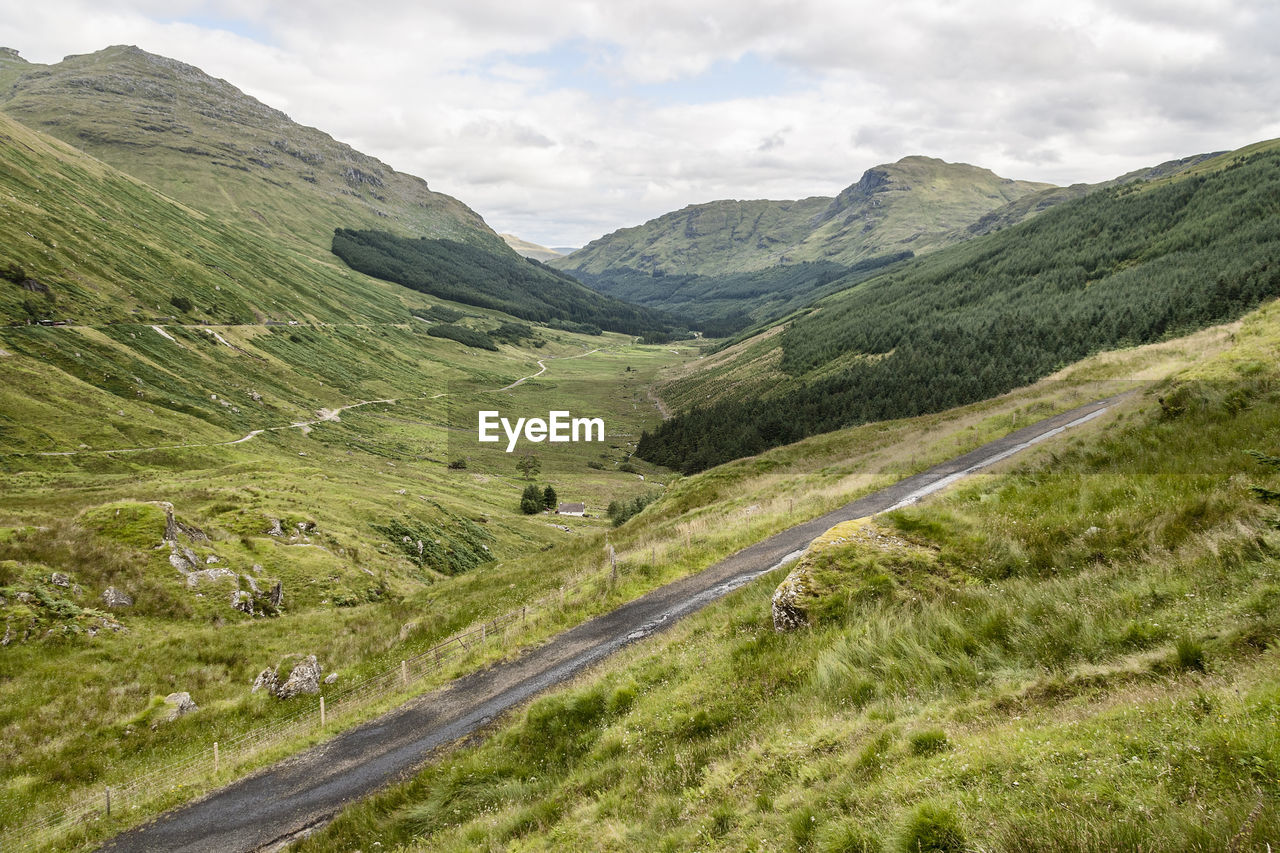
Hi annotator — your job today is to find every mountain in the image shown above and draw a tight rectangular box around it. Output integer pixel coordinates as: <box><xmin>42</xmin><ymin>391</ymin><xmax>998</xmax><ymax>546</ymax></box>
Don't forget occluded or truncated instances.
<box><xmin>558</xmin><ymin>157</ymin><xmax>1051</xmax><ymax>277</ymax></box>
<box><xmin>500</xmin><ymin>233</ymin><xmax>563</xmax><ymax>262</ymax></box>
<box><xmin>638</xmin><ymin>139</ymin><xmax>1280</xmax><ymax>472</ymax></box>
<box><xmin>0</xmin><ymin>45</ymin><xmax>503</xmax><ymax>254</ymax></box>
<box><xmin>552</xmin><ymin>157</ymin><xmax>1051</xmax><ymax>330</ymax></box>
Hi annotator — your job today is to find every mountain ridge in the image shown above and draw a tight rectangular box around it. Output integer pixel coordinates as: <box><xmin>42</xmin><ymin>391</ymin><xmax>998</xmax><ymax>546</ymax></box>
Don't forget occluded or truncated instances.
<box><xmin>0</xmin><ymin>45</ymin><xmax>504</xmax><ymax>255</ymax></box>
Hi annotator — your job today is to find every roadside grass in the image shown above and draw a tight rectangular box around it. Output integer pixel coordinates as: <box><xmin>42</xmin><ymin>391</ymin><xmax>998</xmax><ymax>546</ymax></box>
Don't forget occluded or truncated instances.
<box><xmin>295</xmin><ymin>302</ymin><xmax>1280</xmax><ymax>852</ymax></box>
<box><xmin>0</xmin><ymin>301</ymin><xmax>1266</xmax><ymax>849</ymax></box>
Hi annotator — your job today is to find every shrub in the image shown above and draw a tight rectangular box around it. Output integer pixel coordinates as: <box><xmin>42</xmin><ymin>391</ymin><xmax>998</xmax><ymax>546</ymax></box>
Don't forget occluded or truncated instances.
<box><xmin>818</xmin><ymin>819</ymin><xmax>883</xmax><ymax>853</ymax></box>
<box><xmin>170</xmin><ymin>294</ymin><xmax>194</xmax><ymax>313</ymax></box>
<box><xmin>447</xmin><ymin>457</ymin><xmax>468</xmax><ymax>470</ymax></box>
<box><xmin>898</xmin><ymin>803</ymin><xmax>965</xmax><ymax>853</ymax></box>
<box><xmin>1174</xmin><ymin>635</ymin><xmax>1207</xmax><ymax>672</ymax></box>
<box><xmin>908</xmin><ymin>729</ymin><xmax>950</xmax><ymax>756</ymax></box>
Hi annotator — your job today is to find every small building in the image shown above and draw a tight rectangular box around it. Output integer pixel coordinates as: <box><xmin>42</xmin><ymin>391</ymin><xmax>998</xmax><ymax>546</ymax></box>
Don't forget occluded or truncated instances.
<box><xmin>556</xmin><ymin>502</ymin><xmax>585</xmax><ymax>517</ymax></box>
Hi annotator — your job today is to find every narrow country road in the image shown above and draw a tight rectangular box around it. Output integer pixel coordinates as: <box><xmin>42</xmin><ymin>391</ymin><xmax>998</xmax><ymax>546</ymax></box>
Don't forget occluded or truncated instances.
<box><xmin>99</xmin><ymin>394</ymin><xmax>1127</xmax><ymax>853</ymax></box>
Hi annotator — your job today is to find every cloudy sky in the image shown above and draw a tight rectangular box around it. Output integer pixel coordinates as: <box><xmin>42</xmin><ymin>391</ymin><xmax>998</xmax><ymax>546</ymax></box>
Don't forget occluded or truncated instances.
<box><xmin>5</xmin><ymin>1</ymin><xmax>1279</xmax><ymax>248</ymax></box>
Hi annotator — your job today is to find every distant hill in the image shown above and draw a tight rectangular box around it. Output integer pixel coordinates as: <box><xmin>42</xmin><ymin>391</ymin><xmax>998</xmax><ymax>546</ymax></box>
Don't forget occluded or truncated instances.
<box><xmin>638</xmin><ymin>140</ymin><xmax>1280</xmax><ymax>473</ymax></box>
<box><xmin>331</xmin><ymin>229</ymin><xmax>674</xmax><ymax>335</ymax></box>
<box><xmin>553</xmin><ymin>157</ymin><xmax>1051</xmax><ymax>330</ymax></box>
<box><xmin>0</xmin><ymin>45</ymin><xmax>503</xmax><ymax>255</ymax></box>
<box><xmin>500</xmin><ymin>233</ymin><xmax>563</xmax><ymax>262</ymax></box>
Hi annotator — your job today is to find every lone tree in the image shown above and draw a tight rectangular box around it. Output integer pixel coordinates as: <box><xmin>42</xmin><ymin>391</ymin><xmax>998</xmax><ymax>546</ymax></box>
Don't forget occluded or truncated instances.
<box><xmin>542</xmin><ymin>484</ymin><xmax>558</xmax><ymax>510</ymax></box>
<box><xmin>515</xmin><ymin>453</ymin><xmax>541</xmax><ymax>480</ymax></box>
<box><xmin>519</xmin><ymin>483</ymin><xmax>544</xmax><ymax>514</ymax></box>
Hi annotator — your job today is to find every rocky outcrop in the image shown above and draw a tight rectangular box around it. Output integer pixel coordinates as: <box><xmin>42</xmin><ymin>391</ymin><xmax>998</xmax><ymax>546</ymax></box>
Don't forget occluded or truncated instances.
<box><xmin>252</xmin><ymin>655</ymin><xmax>324</xmax><ymax>699</ymax></box>
<box><xmin>251</xmin><ymin>667</ymin><xmax>278</xmax><ymax>694</ymax></box>
<box><xmin>277</xmin><ymin>655</ymin><xmax>322</xmax><ymax>699</ymax></box>
<box><xmin>101</xmin><ymin>586</ymin><xmax>133</xmax><ymax>608</ymax></box>
<box><xmin>163</xmin><ymin>691</ymin><xmax>198</xmax><ymax>721</ymax></box>
<box><xmin>186</xmin><ymin>568</ymin><xmax>236</xmax><ymax>588</ymax></box>
<box><xmin>230</xmin><ymin>589</ymin><xmax>254</xmax><ymax>615</ymax></box>
<box><xmin>771</xmin><ymin>519</ymin><xmax>930</xmax><ymax>632</ymax></box>
<box><xmin>771</xmin><ymin>572</ymin><xmax>810</xmax><ymax>632</ymax></box>
<box><xmin>49</xmin><ymin>572</ymin><xmax>71</xmax><ymax>588</ymax></box>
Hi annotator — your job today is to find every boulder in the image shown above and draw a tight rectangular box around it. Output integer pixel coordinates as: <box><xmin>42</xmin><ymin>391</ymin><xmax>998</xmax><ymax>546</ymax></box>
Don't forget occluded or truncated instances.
<box><xmin>323</xmin><ymin>672</ymin><xmax>338</xmax><ymax>684</ymax></box>
<box><xmin>163</xmin><ymin>691</ymin><xmax>198</xmax><ymax>721</ymax></box>
<box><xmin>266</xmin><ymin>518</ymin><xmax>284</xmax><ymax>537</ymax></box>
<box><xmin>101</xmin><ymin>586</ymin><xmax>133</xmax><ymax>608</ymax></box>
<box><xmin>50</xmin><ymin>572</ymin><xmax>71</xmax><ymax>588</ymax></box>
<box><xmin>169</xmin><ymin>552</ymin><xmax>193</xmax><ymax>573</ymax></box>
<box><xmin>230</xmin><ymin>589</ymin><xmax>254</xmax><ymax>615</ymax></box>
<box><xmin>269</xmin><ymin>580</ymin><xmax>284</xmax><ymax>609</ymax></box>
<box><xmin>251</xmin><ymin>667</ymin><xmax>278</xmax><ymax>694</ymax></box>
<box><xmin>186</xmin><ymin>568</ymin><xmax>236</xmax><ymax>589</ymax></box>
<box><xmin>771</xmin><ymin>571</ymin><xmax>810</xmax><ymax>632</ymax></box>
<box><xmin>275</xmin><ymin>655</ymin><xmax>322</xmax><ymax>699</ymax></box>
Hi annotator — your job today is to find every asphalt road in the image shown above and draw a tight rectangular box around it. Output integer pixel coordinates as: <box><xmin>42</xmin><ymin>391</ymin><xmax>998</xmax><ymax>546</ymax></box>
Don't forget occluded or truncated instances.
<box><xmin>100</xmin><ymin>393</ymin><xmax>1126</xmax><ymax>852</ymax></box>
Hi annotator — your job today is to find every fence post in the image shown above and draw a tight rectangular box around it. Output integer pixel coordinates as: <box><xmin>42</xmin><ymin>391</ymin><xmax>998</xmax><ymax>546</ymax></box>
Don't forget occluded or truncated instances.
<box><xmin>105</xmin><ymin>786</ymin><xmax>111</xmax><ymax>818</ymax></box>
<box><xmin>401</xmin><ymin>659</ymin><xmax>408</xmax><ymax>686</ymax></box>
<box><xmin>481</xmin><ymin>622</ymin><xmax>487</xmax><ymax>643</ymax></box>
<box><xmin>214</xmin><ymin>741</ymin><xmax>219</xmax><ymax>775</ymax></box>
<box><xmin>320</xmin><ymin>696</ymin><xmax>326</xmax><ymax>729</ymax></box>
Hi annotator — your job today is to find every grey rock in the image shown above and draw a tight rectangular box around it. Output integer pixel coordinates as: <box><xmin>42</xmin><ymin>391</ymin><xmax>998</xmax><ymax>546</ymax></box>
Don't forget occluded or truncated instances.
<box><xmin>243</xmin><ymin>574</ymin><xmax>261</xmax><ymax>594</ymax></box>
<box><xmin>50</xmin><ymin>572</ymin><xmax>71</xmax><ymax>588</ymax></box>
<box><xmin>169</xmin><ymin>553</ymin><xmax>193</xmax><ymax>573</ymax></box>
<box><xmin>15</xmin><ymin>591</ymin><xmax>34</xmax><ymax>604</ymax></box>
<box><xmin>230</xmin><ymin>589</ymin><xmax>254</xmax><ymax>615</ymax></box>
<box><xmin>102</xmin><ymin>586</ymin><xmax>133</xmax><ymax>608</ymax></box>
<box><xmin>205</xmin><ymin>554</ymin><xmax>220</xmax><ymax>564</ymax></box>
<box><xmin>266</xmin><ymin>518</ymin><xmax>284</xmax><ymax>536</ymax></box>
<box><xmin>163</xmin><ymin>691</ymin><xmax>198</xmax><ymax>721</ymax></box>
<box><xmin>251</xmin><ymin>667</ymin><xmax>278</xmax><ymax>694</ymax></box>
<box><xmin>269</xmin><ymin>580</ymin><xmax>284</xmax><ymax>609</ymax></box>
<box><xmin>771</xmin><ymin>571</ymin><xmax>809</xmax><ymax>632</ymax></box>
<box><xmin>186</xmin><ymin>568</ymin><xmax>236</xmax><ymax>589</ymax></box>
<box><xmin>275</xmin><ymin>655</ymin><xmax>322</xmax><ymax>699</ymax></box>
<box><xmin>162</xmin><ymin>502</ymin><xmax>179</xmax><ymax>542</ymax></box>
<box><xmin>323</xmin><ymin>672</ymin><xmax>338</xmax><ymax>684</ymax></box>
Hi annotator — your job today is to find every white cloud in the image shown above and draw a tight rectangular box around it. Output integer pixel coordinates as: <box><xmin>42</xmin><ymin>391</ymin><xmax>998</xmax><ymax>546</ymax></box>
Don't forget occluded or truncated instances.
<box><xmin>4</xmin><ymin>0</ymin><xmax>1279</xmax><ymax>247</ymax></box>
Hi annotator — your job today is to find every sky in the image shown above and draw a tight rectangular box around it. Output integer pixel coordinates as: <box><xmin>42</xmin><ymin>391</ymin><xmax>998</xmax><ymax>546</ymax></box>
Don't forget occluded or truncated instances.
<box><xmin>3</xmin><ymin>0</ymin><xmax>1279</xmax><ymax>249</ymax></box>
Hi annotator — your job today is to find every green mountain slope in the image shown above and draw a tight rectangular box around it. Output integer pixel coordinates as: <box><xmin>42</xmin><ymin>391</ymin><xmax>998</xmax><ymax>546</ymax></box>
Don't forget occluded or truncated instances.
<box><xmin>331</xmin><ymin>228</ymin><xmax>675</xmax><ymax>335</ymax></box>
<box><xmin>638</xmin><ymin>139</ymin><xmax>1280</xmax><ymax>473</ymax></box>
<box><xmin>552</xmin><ymin>157</ymin><xmax>1050</xmax><ymax>329</ymax></box>
<box><xmin>0</xmin><ymin>45</ymin><xmax>502</xmax><ymax>254</ymax></box>
<box><xmin>0</xmin><ymin>110</ymin><xmax>434</xmax><ymax>325</ymax></box>
<box><xmin>297</xmin><ymin>300</ymin><xmax>1280</xmax><ymax>853</ymax></box>
<box><xmin>0</xmin><ymin>71</ymin><xmax>697</xmax><ymax>845</ymax></box>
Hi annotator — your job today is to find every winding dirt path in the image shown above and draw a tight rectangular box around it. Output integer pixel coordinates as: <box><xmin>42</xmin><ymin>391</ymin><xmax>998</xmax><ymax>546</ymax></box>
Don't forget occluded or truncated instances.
<box><xmin>21</xmin><ymin>348</ymin><xmax>605</xmax><ymax>458</ymax></box>
<box><xmin>99</xmin><ymin>393</ymin><xmax>1128</xmax><ymax>853</ymax></box>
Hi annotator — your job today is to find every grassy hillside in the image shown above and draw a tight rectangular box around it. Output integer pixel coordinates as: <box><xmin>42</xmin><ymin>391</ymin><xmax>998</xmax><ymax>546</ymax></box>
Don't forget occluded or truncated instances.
<box><xmin>331</xmin><ymin>228</ymin><xmax>675</xmax><ymax>336</ymax></box>
<box><xmin>639</xmin><ymin>139</ymin><xmax>1280</xmax><ymax>473</ymax></box>
<box><xmin>0</xmin><ymin>62</ymin><xmax>703</xmax><ymax>848</ymax></box>
<box><xmin>0</xmin><ymin>110</ymin><xmax>447</xmax><ymax>326</ymax></box>
<box><xmin>0</xmin><ymin>45</ymin><xmax>502</xmax><ymax>255</ymax></box>
<box><xmin>552</xmin><ymin>158</ymin><xmax>1049</xmax><ymax>329</ymax></box>
<box><xmin>296</xmin><ymin>296</ymin><xmax>1280</xmax><ymax>853</ymax></box>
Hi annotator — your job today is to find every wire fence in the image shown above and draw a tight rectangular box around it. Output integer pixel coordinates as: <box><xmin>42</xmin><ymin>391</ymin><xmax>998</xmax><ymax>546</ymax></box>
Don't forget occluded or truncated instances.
<box><xmin>0</xmin><ymin>541</ymin><xmax>666</xmax><ymax>852</ymax></box>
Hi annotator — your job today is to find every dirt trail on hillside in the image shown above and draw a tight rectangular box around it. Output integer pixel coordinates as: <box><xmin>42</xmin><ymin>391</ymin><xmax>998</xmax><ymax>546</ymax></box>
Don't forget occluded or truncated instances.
<box><xmin>98</xmin><ymin>393</ymin><xmax>1129</xmax><ymax>853</ymax></box>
